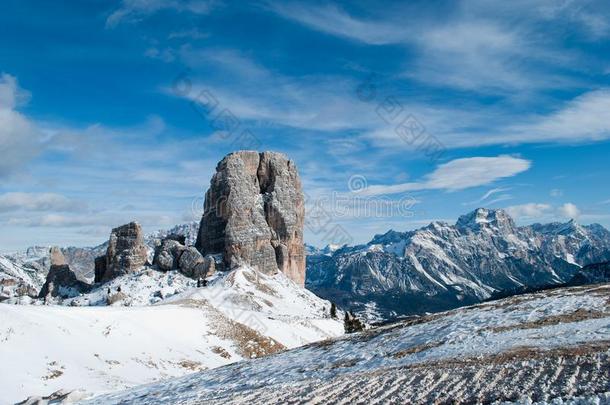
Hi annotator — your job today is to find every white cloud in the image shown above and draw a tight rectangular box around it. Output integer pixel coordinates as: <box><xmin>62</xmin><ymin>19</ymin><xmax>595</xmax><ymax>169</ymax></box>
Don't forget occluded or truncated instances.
<box><xmin>558</xmin><ymin>202</ymin><xmax>581</xmax><ymax>219</ymax></box>
<box><xmin>361</xmin><ymin>156</ymin><xmax>531</xmax><ymax>196</ymax></box>
<box><xmin>506</xmin><ymin>89</ymin><xmax>610</xmax><ymax>143</ymax></box>
<box><xmin>505</xmin><ymin>203</ymin><xmax>554</xmax><ymax>220</ymax></box>
<box><xmin>106</xmin><ymin>0</ymin><xmax>217</xmax><ymax>28</ymax></box>
<box><xmin>0</xmin><ymin>74</ymin><xmax>45</xmax><ymax>178</ymax></box>
<box><xmin>505</xmin><ymin>202</ymin><xmax>582</xmax><ymax>222</ymax></box>
<box><xmin>0</xmin><ymin>192</ymin><xmax>86</xmax><ymax>213</ymax></box>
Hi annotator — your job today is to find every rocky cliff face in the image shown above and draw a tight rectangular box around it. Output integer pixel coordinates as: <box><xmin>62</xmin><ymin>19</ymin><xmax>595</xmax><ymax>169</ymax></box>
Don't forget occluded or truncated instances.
<box><xmin>196</xmin><ymin>151</ymin><xmax>305</xmax><ymax>286</ymax></box>
<box><xmin>306</xmin><ymin>208</ymin><xmax>610</xmax><ymax>321</ymax></box>
<box><xmin>95</xmin><ymin>222</ymin><xmax>148</xmax><ymax>282</ymax></box>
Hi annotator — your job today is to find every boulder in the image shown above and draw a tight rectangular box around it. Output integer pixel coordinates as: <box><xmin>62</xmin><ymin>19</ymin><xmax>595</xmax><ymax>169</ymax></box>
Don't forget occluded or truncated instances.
<box><xmin>178</xmin><ymin>247</ymin><xmax>215</xmax><ymax>279</ymax></box>
<box><xmin>195</xmin><ymin>151</ymin><xmax>305</xmax><ymax>285</ymax></box>
<box><xmin>153</xmin><ymin>239</ymin><xmax>187</xmax><ymax>271</ymax></box>
<box><xmin>95</xmin><ymin>222</ymin><xmax>148</xmax><ymax>282</ymax></box>
<box><xmin>39</xmin><ymin>247</ymin><xmax>90</xmax><ymax>298</ymax></box>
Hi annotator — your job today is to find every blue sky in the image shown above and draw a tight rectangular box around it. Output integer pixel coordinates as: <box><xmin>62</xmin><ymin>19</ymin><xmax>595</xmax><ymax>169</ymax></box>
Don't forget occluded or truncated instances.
<box><xmin>2</xmin><ymin>0</ymin><xmax>610</xmax><ymax>251</ymax></box>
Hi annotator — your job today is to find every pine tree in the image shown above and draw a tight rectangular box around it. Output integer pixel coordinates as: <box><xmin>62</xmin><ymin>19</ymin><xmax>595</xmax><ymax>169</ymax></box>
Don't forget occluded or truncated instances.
<box><xmin>330</xmin><ymin>302</ymin><xmax>337</xmax><ymax>318</ymax></box>
<box><xmin>344</xmin><ymin>311</ymin><xmax>365</xmax><ymax>334</ymax></box>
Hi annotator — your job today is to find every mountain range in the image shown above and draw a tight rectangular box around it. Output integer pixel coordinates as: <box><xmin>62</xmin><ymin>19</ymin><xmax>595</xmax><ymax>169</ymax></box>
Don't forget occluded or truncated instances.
<box><xmin>306</xmin><ymin>208</ymin><xmax>610</xmax><ymax>321</ymax></box>
<box><xmin>4</xmin><ymin>208</ymin><xmax>610</xmax><ymax>323</ymax></box>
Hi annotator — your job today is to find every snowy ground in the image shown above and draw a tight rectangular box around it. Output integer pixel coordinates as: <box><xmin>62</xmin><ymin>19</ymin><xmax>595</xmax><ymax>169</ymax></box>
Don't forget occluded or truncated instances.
<box><xmin>0</xmin><ymin>267</ymin><xmax>343</xmax><ymax>404</ymax></box>
<box><xmin>83</xmin><ymin>283</ymin><xmax>610</xmax><ymax>405</ymax></box>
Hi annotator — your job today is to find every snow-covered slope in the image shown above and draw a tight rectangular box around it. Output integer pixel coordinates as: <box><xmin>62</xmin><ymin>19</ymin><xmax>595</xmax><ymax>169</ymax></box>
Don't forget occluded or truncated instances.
<box><xmin>0</xmin><ymin>267</ymin><xmax>343</xmax><ymax>404</ymax></box>
<box><xmin>83</xmin><ymin>283</ymin><xmax>610</xmax><ymax>405</ymax></box>
<box><xmin>307</xmin><ymin>208</ymin><xmax>610</xmax><ymax>321</ymax></box>
<box><xmin>0</xmin><ymin>248</ymin><xmax>51</xmax><ymax>300</ymax></box>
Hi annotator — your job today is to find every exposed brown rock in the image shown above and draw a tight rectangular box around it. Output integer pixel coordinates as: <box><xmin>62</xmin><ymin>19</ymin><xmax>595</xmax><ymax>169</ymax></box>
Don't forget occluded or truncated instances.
<box><xmin>195</xmin><ymin>151</ymin><xmax>305</xmax><ymax>285</ymax></box>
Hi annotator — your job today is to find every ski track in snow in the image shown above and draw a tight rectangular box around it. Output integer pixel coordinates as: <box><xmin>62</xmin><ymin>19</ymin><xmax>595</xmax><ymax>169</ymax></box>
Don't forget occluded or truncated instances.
<box><xmin>83</xmin><ymin>284</ymin><xmax>610</xmax><ymax>405</ymax></box>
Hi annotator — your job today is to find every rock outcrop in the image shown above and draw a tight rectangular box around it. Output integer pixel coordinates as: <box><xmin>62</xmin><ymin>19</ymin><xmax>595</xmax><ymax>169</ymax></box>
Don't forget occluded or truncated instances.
<box><xmin>153</xmin><ymin>239</ymin><xmax>187</xmax><ymax>272</ymax></box>
<box><xmin>39</xmin><ymin>247</ymin><xmax>90</xmax><ymax>298</ymax></box>
<box><xmin>94</xmin><ymin>222</ymin><xmax>148</xmax><ymax>283</ymax></box>
<box><xmin>195</xmin><ymin>151</ymin><xmax>305</xmax><ymax>286</ymax></box>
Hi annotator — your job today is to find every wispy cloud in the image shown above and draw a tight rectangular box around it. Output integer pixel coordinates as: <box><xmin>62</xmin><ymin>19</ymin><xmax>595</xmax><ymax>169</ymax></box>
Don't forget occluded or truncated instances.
<box><xmin>463</xmin><ymin>187</ymin><xmax>513</xmax><ymax>206</ymax></box>
<box><xmin>266</xmin><ymin>2</ymin><xmax>408</xmax><ymax>45</ymax></box>
<box><xmin>267</xmin><ymin>1</ymin><xmax>582</xmax><ymax>93</ymax></box>
<box><xmin>361</xmin><ymin>156</ymin><xmax>531</xmax><ymax>196</ymax></box>
<box><xmin>172</xmin><ymin>48</ymin><xmax>377</xmax><ymax>132</ymax></box>
<box><xmin>106</xmin><ymin>0</ymin><xmax>218</xmax><ymax>28</ymax></box>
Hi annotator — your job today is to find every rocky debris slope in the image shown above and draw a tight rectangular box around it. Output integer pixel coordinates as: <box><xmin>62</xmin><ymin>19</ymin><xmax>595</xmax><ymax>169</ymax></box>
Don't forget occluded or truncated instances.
<box><xmin>38</xmin><ymin>247</ymin><xmax>91</xmax><ymax>299</ymax></box>
<box><xmin>1</xmin><ymin>266</ymin><xmax>343</xmax><ymax>404</ymax></box>
<box><xmin>81</xmin><ymin>283</ymin><xmax>610</xmax><ymax>405</ymax></box>
<box><xmin>94</xmin><ymin>222</ymin><xmax>148</xmax><ymax>282</ymax></box>
<box><xmin>307</xmin><ymin>208</ymin><xmax>610</xmax><ymax>321</ymax></box>
<box><xmin>0</xmin><ymin>254</ymin><xmax>44</xmax><ymax>301</ymax></box>
<box><xmin>196</xmin><ymin>151</ymin><xmax>305</xmax><ymax>286</ymax></box>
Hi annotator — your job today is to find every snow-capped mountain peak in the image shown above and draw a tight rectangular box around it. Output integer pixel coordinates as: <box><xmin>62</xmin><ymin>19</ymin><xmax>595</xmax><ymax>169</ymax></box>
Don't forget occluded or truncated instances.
<box><xmin>456</xmin><ymin>208</ymin><xmax>516</xmax><ymax>233</ymax></box>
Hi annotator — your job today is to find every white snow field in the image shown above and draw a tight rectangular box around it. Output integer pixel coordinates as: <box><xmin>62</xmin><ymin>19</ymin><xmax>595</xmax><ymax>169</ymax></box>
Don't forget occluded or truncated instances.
<box><xmin>84</xmin><ymin>283</ymin><xmax>610</xmax><ymax>405</ymax></box>
<box><xmin>0</xmin><ymin>267</ymin><xmax>343</xmax><ymax>404</ymax></box>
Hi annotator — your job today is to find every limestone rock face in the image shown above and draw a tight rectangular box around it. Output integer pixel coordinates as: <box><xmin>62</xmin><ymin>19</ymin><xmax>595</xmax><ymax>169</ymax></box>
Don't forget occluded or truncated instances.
<box><xmin>195</xmin><ymin>151</ymin><xmax>305</xmax><ymax>285</ymax></box>
<box><xmin>95</xmin><ymin>222</ymin><xmax>148</xmax><ymax>282</ymax></box>
<box><xmin>39</xmin><ymin>247</ymin><xmax>90</xmax><ymax>298</ymax></box>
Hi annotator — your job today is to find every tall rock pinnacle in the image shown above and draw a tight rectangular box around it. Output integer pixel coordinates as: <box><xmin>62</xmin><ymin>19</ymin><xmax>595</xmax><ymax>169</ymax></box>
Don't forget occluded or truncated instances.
<box><xmin>94</xmin><ymin>222</ymin><xmax>148</xmax><ymax>283</ymax></box>
<box><xmin>196</xmin><ymin>151</ymin><xmax>306</xmax><ymax>286</ymax></box>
